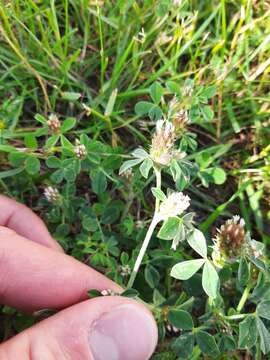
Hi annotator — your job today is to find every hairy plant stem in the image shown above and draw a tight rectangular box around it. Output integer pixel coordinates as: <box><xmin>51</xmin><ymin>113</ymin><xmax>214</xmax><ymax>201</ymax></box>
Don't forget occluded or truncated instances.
<box><xmin>127</xmin><ymin>167</ymin><xmax>161</xmax><ymax>288</ymax></box>
<box><xmin>236</xmin><ymin>284</ymin><xmax>251</xmax><ymax>313</ymax></box>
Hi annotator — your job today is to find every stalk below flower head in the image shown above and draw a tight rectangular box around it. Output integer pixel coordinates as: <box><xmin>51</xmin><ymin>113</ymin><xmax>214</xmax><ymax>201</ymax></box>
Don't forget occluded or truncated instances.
<box><xmin>157</xmin><ymin>191</ymin><xmax>190</xmax><ymax>221</ymax></box>
<box><xmin>150</xmin><ymin>119</ymin><xmax>176</xmax><ymax>166</ymax></box>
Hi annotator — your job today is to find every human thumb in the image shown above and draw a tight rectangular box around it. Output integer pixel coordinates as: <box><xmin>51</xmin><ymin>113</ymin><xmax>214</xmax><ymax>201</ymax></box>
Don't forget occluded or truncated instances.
<box><xmin>0</xmin><ymin>296</ymin><xmax>158</xmax><ymax>360</ymax></box>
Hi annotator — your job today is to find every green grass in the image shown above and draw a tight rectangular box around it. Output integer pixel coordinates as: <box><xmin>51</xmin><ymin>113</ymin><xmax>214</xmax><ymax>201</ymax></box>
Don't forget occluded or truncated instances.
<box><xmin>1</xmin><ymin>0</ymin><xmax>270</xmax><ymax>358</ymax></box>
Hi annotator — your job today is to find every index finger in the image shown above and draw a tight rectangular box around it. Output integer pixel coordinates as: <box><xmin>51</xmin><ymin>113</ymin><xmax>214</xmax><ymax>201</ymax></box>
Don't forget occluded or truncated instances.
<box><xmin>0</xmin><ymin>195</ymin><xmax>63</xmax><ymax>252</ymax></box>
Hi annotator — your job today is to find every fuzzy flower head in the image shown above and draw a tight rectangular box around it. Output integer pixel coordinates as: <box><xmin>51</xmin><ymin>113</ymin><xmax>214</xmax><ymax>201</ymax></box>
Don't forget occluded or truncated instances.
<box><xmin>212</xmin><ymin>216</ymin><xmax>248</xmax><ymax>266</ymax></box>
<box><xmin>119</xmin><ymin>265</ymin><xmax>131</xmax><ymax>277</ymax></box>
<box><xmin>74</xmin><ymin>139</ymin><xmax>87</xmax><ymax>160</ymax></box>
<box><xmin>120</xmin><ymin>168</ymin><xmax>133</xmax><ymax>182</ymax></box>
<box><xmin>44</xmin><ymin>186</ymin><xmax>61</xmax><ymax>204</ymax></box>
<box><xmin>150</xmin><ymin>120</ymin><xmax>176</xmax><ymax>166</ymax></box>
<box><xmin>47</xmin><ymin>114</ymin><xmax>61</xmax><ymax>134</ymax></box>
<box><xmin>172</xmin><ymin>110</ymin><xmax>190</xmax><ymax>135</ymax></box>
<box><xmin>158</xmin><ymin>192</ymin><xmax>190</xmax><ymax>220</ymax></box>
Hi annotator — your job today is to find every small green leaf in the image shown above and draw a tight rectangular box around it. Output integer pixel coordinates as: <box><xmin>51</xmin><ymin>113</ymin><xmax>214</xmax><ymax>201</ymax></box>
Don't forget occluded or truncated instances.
<box><xmin>51</xmin><ymin>169</ymin><xmax>64</xmax><ymax>183</ymax></box>
<box><xmin>46</xmin><ymin>156</ymin><xmax>62</xmax><ymax>168</ymax></box>
<box><xmin>257</xmin><ymin>301</ymin><xmax>270</xmax><ymax>321</ymax></box>
<box><xmin>256</xmin><ymin>316</ymin><xmax>270</xmax><ymax>354</ymax></box>
<box><xmin>187</xmin><ymin>228</ymin><xmax>207</xmax><ymax>258</ymax></box>
<box><xmin>34</xmin><ymin>113</ymin><xmax>47</xmax><ymax>124</ymax></box>
<box><xmin>149</xmin><ymin>82</ymin><xmax>164</xmax><ymax>104</ymax></box>
<box><xmin>202</xmin><ymin>260</ymin><xmax>220</xmax><ymax>298</ymax></box>
<box><xmin>149</xmin><ymin>105</ymin><xmax>163</xmax><ymax>121</ymax></box>
<box><xmin>200</xmin><ymin>105</ymin><xmax>214</xmax><ymax>121</ymax></box>
<box><xmin>63</xmin><ymin>166</ymin><xmax>76</xmax><ymax>182</ymax></box>
<box><xmin>82</xmin><ymin>216</ymin><xmax>98</xmax><ymax>232</ymax></box>
<box><xmin>92</xmin><ymin>171</ymin><xmax>107</xmax><ymax>195</ymax></box>
<box><xmin>168</xmin><ymin>309</ymin><xmax>194</xmax><ymax>330</ymax></box>
<box><xmin>201</xmin><ymin>85</ymin><xmax>216</xmax><ymax>98</ymax></box>
<box><xmin>158</xmin><ymin>217</ymin><xmax>180</xmax><ymax>240</ymax></box>
<box><xmin>144</xmin><ymin>264</ymin><xmax>160</xmax><ymax>288</ymax></box>
<box><xmin>88</xmin><ymin>289</ymin><xmax>102</xmax><ymax>298</ymax></box>
<box><xmin>134</xmin><ymin>101</ymin><xmax>154</xmax><ymax>116</ymax></box>
<box><xmin>25</xmin><ymin>156</ymin><xmax>40</xmax><ymax>175</ymax></box>
<box><xmin>170</xmin><ymin>259</ymin><xmax>205</xmax><ymax>280</ymax></box>
<box><xmin>101</xmin><ymin>206</ymin><xmax>120</xmax><ymax>224</ymax></box>
<box><xmin>238</xmin><ymin>257</ymin><xmax>250</xmax><ymax>287</ymax></box>
<box><xmin>202</xmin><ymin>167</ymin><xmax>227</xmax><ymax>185</ymax></box>
<box><xmin>44</xmin><ymin>135</ymin><xmax>60</xmax><ymax>149</ymax></box>
<box><xmin>131</xmin><ymin>148</ymin><xmax>149</xmax><ymax>159</ymax></box>
<box><xmin>219</xmin><ymin>335</ymin><xmax>236</xmax><ymax>352</ymax></box>
<box><xmin>121</xmin><ymin>288</ymin><xmax>139</xmax><ymax>298</ymax></box>
<box><xmin>24</xmin><ymin>134</ymin><xmax>38</xmax><ymax>150</ymax></box>
<box><xmin>170</xmin><ymin>159</ymin><xmax>181</xmax><ymax>181</ymax></box>
<box><xmin>238</xmin><ymin>315</ymin><xmax>257</xmax><ymax>349</ymax></box>
<box><xmin>172</xmin><ymin>333</ymin><xmax>194</xmax><ymax>359</ymax></box>
<box><xmin>196</xmin><ymin>331</ymin><xmax>219</xmax><ymax>357</ymax></box>
<box><xmin>61</xmin><ymin>118</ymin><xmax>76</xmax><ymax>133</ymax></box>
<box><xmin>151</xmin><ymin>187</ymin><xmax>167</xmax><ymax>202</ymax></box>
<box><xmin>60</xmin><ymin>135</ymin><xmax>74</xmax><ymax>150</ymax></box>
<box><xmin>119</xmin><ymin>158</ymin><xmax>142</xmax><ymax>174</ymax></box>
<box><xmin>139</xmin><ymin>158</ymin><xmax>153</xmax><ymax>178</ymax></box>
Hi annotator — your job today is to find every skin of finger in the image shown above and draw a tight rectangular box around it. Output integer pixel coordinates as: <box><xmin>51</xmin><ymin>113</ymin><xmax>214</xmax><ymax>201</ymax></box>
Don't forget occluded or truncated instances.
<box><xmin>0</xmin><ymin>297</ymin><xmax>158</xmax><ymax>360</ymax></box>
<box><xmin>0</xmin><ymin>227</ymin><xmax>122</xmax><ymax>312</ymax></box>
<box><xmin>0</xmin><ymin>195</ymin><xmax>63</xmax><ymax>252</ymax></box>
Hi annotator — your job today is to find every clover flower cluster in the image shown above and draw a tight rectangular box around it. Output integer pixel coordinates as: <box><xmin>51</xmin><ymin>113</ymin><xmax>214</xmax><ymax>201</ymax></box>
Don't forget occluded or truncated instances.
<box><xmin>150</xmin><ymin>120</ymin><xmax>177</xmax><ymax>166</ymax></box>
<box><xmin>172</xmin><ymin>110</ymin><xmax>189</xmax><ymax>135</ymax></box>
<box><xmin>212</xmin><ymin>215</ymin><xmax>263</xmax><ymax>267</ymax></box>
<box><xmin>74</xmin><ymin>139</ymin><xmax>87</xmax><ymax>159</ymax></box>
<box><xmin>101</xmin><ymin>289</ymin><xmax>117</xmax><ymax>296</ymax></box>
<box><xmin>158</xmin><ymin>192</ymin><xmax>190</xmax><ymax>221</ymax></box>
<box><xmin>47</xmin><ymin>114</ymin><xmax>61</xmax><ymax>134</ymax></box>
<box><xmin>44</xmin><ymin>186</ymin><xmax>61</xmax><ymax>203</ymax></box>
<box><xmin>119</xmin><ymin>264</ymin><xmax>131</xmax><ymax>277</ymax></box>
<box><xmin>120</xmin><ymin>168</ymin><xmax>133</xmax><ymax>182</ymax></box>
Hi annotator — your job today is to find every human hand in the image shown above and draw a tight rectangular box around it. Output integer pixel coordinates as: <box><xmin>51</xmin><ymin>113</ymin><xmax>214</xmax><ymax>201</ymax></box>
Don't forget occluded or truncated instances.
<box><xmin>0</xmin><ymin>196</ymin><xmax>157</xmax><ymax>359</ymax></box>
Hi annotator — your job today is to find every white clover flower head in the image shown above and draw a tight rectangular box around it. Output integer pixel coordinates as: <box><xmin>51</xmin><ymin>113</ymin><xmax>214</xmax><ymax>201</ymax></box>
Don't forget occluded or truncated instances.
<box><xmin>158</xmin><ymin>192</ymin><xmax>190</xmax><ymax>220</ymax></box>
<box><xmin>120</xmin><ymin>168</ymin><xmax>133</xmax><ymax>182</ymax></box>
<box><xmin>74</xmin><ymin>140</ymin><xmax>87</xmax><ymax>159</ymax></box>
<box><xmin>101</xmin><ymin>289</ymin><xmax>117</xmax><ymax>296</ymax></box>
<box><xmin>119</xmin><ymin>264</ymin><xmax>131</xmax><ymax>277</ymax></box>
<box><xmin>44</xmin><ymin>186</ymin><xmax>60</xmax><ymax>203</ymax></box>
<box><xmin>47</xmin><ymin>114</ymin><xmax>61</xmax><ymax>133</ymax></box>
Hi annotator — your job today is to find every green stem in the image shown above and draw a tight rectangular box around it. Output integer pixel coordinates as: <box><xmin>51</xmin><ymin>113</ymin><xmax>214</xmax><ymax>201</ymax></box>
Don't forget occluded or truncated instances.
<box><xmin>237</xmin><ymin>285</ymin><xmax>251</xmax><ymax>313</ymax></box>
